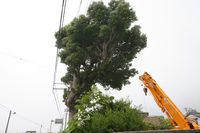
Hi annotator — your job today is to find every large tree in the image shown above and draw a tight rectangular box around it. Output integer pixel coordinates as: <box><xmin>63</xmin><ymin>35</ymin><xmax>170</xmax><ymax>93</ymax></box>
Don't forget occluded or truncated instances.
<box><xmin>55</xmin><ymin>0</ymin><xmax>147</xmax><ymax>120</ymax></box>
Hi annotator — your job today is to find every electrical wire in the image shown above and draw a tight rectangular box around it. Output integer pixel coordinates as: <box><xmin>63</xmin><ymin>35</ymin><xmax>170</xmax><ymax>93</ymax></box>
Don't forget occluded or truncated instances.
<box><xmin>85</xmin><ymin>0</ymin><xmax>92</xmax><ymax>14</ymax></box>
<box><xmin>52</xmin><ymin>49</ymin><xmax>62</xmax><ymax>117</ymax></box>
<box><xmin>0</xmin><ymin>103</ymin><xmax>44</xmax><ymax>128</ymax></box>
<box><xmin>0</xmin><ymin>50</ymin><xmax>53</xmax><ymax>72</ymax></box>
<box><xmin>53</xmin><ymin>90</ymin><xmax>62</xmax><ymax>117</ymax></box>
<box><xmin>61</xmin><ymin>0</ymin><xmax>67</xmax><ymax>28</ymax></box>
<box><xmin>0</xmin><ymin>103</ymin><xmax>10</xmax><ymax>111</ymax></box>
<box><xmin>52</xmin><ymin>0</ymin><xmax>68</xmax><ymax>118</ymax></box>
<box><xmin>16</xmin><ymin>113</ymin><xmax>42</xmax><ymax>127</ymax></box>
<box><xmin>76</xmin><ymin>0</ymin><xmax>83</xmax><ymax>17</ymax></box>
<box><xmin>53</xmin><ymin>0</ymin><xmax>67</xmax><ymax>86</ymax></box>
<box><xmin>53</xmin><ymin>0</ymin><xmax>66</xmax><ymax>89</ymax></box>
<box><xmin>0</xmin><ymin>50</ymin><xmax>24</xmax><ymax>61</ymax></box>
<box><xmin>55</xmin><ymin>90</ymin><xmax>62</xmax><ymax>112</ymax></box>
<box><xmin>59</xmin><ymin>0</ymin><xmax>67</xmax><ymax>30</ymax></box>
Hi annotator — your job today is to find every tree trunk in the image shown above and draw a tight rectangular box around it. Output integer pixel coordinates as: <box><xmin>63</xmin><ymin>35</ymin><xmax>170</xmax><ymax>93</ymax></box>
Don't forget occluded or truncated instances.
<box><xmin>66</xmin><ymin>72</ymin><xmax>94</xmax><ymax>120</ymax></box>
<box><xmin>65</xmin><ymin>89</ymin><xmax>78</xmax><ymax>121</ymax></box>
<box><xmin>66</xmin><ymin>73</ymin><xmax>79</xmax><ymax>121</ymax></box>
<box><xmin>68</xmin><ymin>105</ymin><xmax>77</xmax><ymax>120</ymax></box>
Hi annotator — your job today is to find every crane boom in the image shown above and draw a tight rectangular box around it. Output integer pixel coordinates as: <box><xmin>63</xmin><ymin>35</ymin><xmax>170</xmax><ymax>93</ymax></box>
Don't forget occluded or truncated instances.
<box><xmin>139</xmin><ymin>72</ymin><xmax>199</xmax><ymax>130</ymax></box>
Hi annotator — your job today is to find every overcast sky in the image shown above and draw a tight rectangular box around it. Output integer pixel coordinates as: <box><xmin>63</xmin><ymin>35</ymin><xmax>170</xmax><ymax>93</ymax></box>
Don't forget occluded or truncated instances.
<box><xmin>0</xmin><ymin>0</ymin><xmax>200</xmax><ymax>132</ymax></box>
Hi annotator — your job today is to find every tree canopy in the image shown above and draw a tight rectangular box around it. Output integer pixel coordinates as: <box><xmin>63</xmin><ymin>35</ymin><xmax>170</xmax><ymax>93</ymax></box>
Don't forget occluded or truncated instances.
<box><xmin>55</xmin><ymin>0</ymin><xmax>147</xmax><ymax>119</ymax></box>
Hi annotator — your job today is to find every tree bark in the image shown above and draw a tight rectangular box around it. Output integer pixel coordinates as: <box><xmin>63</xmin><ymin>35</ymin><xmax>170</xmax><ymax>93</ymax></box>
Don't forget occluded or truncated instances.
<box><xmin>65</xmin><ymin>71</ymin><xmax>96</xmax><ymax>120</ymax></box>
<box><xmin>65</xmin><ymin>90</ymin><xmax>77</xmax><ymax>120</ymax></box>
<box><xmin>66</xmin><ymin>73</ymin><xmax>79</xmax><ymax>120</ymax></box>
<box><xmin>68</xmin><ymin>104</ymin><xmax>77</xmax><ymax>120</ymax></box>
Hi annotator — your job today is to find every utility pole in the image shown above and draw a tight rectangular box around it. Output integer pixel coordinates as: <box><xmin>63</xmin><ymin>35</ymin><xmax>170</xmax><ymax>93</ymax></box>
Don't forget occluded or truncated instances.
<box><xmin>64</xmin><ymin>108</ymin><xmax>68</xmax><ymax>129</ymax></box>
<box><xmin>40</xmin><ymin>125</ymin><xmax>42</xmax><ymax>133</ymax></box>
<box><xmin>49</xmin><ymin>120</ymin><xmax>54</xmax><ymax>133</ymax></box>
<box><xmin>5</xmin><ymin>110</ymin><xmax>15</xmax><ymax>133</ymax></box>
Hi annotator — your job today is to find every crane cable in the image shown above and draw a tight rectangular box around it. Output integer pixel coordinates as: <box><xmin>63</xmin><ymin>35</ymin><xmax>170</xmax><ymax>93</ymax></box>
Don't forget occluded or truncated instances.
<box><xmin>52</xmin><ymin>0</ymin><xmax>67</xmax><ymax>118</ymax></box>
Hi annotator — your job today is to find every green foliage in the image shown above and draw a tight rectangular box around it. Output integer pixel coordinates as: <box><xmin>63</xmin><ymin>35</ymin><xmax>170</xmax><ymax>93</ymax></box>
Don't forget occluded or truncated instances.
<box><xmin>63</xmin><ymin>86</ymin><xmax>147</xmax><ymax>133</ymax></box>
<box><xmin>89</xmin><ymin>108</ymin><xmax>145</xmax><ymax>133</ymax></box>
<box><xmin>55</xmin><ymin>0</ymin><xmax>147</xmax><ymax>92</ymax></box>
<box><xmin>158</xmin><ymin>117</ymin><xmax>173</xmax><ymax>129</ymax></box>
<box><xmin>145</xmin><ymin>116</ymin><xmax>173</xmax><ymax>130</ymax></box>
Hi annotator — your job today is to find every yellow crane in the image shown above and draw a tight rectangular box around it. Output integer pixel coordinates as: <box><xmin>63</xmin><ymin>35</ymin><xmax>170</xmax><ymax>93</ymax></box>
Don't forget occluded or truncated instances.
<box><xmin>139</xmin><ymin>72</ymin><xmax>200</xmax><ymax>130</ymax></box>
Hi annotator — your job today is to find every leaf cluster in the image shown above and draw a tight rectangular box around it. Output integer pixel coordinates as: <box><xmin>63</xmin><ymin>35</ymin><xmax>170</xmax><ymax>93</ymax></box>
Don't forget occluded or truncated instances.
<box><xmin>145</xmin><ymin>116</ymin><xmax>173</xmax><ymax>130</ymax></box>
<box><xmin>63</xmin><ymin>85</ymin><xmax>147</xmax><ymax>133</ymax></box>
<box><xmin>55</xmin><ymin>0</ymin><xmax>147</xmax><ymax>91</ymax></box>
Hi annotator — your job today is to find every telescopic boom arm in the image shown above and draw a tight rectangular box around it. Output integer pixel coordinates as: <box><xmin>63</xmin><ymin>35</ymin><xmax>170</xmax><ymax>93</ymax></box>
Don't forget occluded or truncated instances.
<box><xmin>139</xmin><ymin>72</ymin><xmax>199</xmax><ymax>130</ymax></box>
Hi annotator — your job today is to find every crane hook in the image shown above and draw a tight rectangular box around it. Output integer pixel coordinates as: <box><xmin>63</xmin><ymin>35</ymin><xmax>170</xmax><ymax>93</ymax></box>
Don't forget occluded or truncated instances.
<box><xmin>143</xmin><ymin>88</ymin><xmax>148</xmax><ymax>96</ymax></box>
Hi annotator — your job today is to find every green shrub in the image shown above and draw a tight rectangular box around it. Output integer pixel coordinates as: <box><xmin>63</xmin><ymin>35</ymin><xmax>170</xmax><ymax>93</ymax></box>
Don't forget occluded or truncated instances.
<box><xmin>145</xmin><ymin>116</ymin><xmax>173</xmax><ymax>130</ymax></box>
<box><xmin>63</xmin><ymin>86</ymin><xmax>147</xmax><ymax>133</ymax></box>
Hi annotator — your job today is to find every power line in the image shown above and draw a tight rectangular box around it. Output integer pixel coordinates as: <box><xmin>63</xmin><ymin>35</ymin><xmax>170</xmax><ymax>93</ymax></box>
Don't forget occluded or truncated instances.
<box><xmin>52</xmin><ymin>0</ymin><xmax>68</xmax><ymax>118</ymax></box>
<box><xmin>61</xmin><ymin>0</ymin><xmax>67</xmax><ymax>28</ymax></box>
<box><xmin>15</xmin><ymin>113</ymin><xmax>42</xmax><ymax>127</ymax></box>
<box><xmin>55</xmin><ymin>90</ymin><xmax>62</xmax><ymax>112</ymax></box>
<box><xmin>53</xmin><ymin>0</ymin><xmax>67</xmax><ymax>87</ymax></box>
<box><xmin>53</xmin><ymin>90</ymin><xmax>62</xmax><ymax>117</ymax></box>
<box><xmin>0</xmin><ymin>50</ymin><xmax>53</xmax><ymax>72</ymax></box>
<box><xmin>85</xmin><ymin>0</ymin><xmax>92</xmax><ymax>14</ymax></box>
<box><xmin>59</xmin><ymin>0</ymin><xmax>67</xmax><ymax>30</ymax></box>
<box><xmin>0</xmin><ymin>103</ymin><xmax>10</xmax><ymax>111</ymax></box>
<box><xmin>0</xmin><ymin>103</ymin><xmax>10</xmax><ymax>113</ymax></box>
<box><xmin>53</xmin><ymin>0</ymin><xmax>67</xmax><ymax>84</ymax></box>
<box><xmin>76</xmin><ymin>0</ymin><xmax>83</xmax><ymax>17</ymax></box>
<box><xmin>0</xmin><ymin>103</ymin><xmax>44</xmax><ymax>128</ymax></box>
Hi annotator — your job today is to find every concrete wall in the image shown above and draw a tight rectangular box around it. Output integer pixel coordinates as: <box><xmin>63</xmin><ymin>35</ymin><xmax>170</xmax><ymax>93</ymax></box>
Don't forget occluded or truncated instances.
<box><xmin>115</xmin><ymin>130</ymin><xmax>200</xmax><ymax>133</ymax></box>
